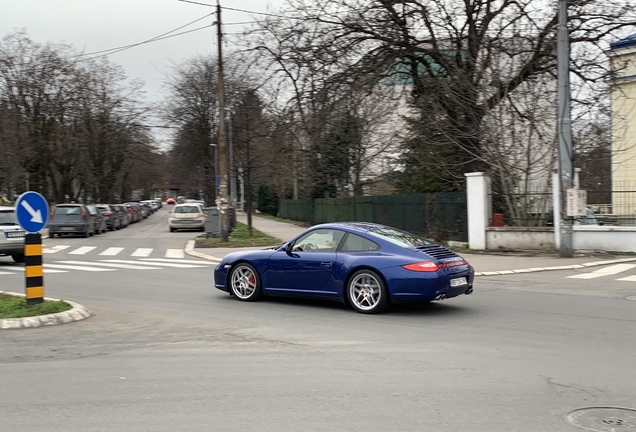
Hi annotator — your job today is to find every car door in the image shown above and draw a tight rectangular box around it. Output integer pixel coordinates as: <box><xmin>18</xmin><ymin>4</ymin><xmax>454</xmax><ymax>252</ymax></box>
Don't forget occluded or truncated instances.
<box><xmin>266</xmin><ymin>229</ymin><xmax>345</xmax><ymax>296</ymax></box>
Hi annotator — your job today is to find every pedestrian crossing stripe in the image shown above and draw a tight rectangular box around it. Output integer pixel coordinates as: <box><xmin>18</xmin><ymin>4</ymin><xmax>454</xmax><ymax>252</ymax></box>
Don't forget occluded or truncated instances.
<box><xmin>131</xmin><ymin>248</ymin><xmax>153</xmax><ymax>257</ymax></box>
<box><xmin>56</xmin><ymin>261</ymin><xmax>163</xmax><ymax>270</ymax></box>
<box><xmin>100</xmin><ymin>247</ymin><xmax>124</xmax><ymax>256</ymax></box>
<box><xmin>69</xmin><ymin>246</ymin><xmax>97</xmax><ymax>255</ymax></box>
<box><xmin>567</xmin><ymin>264</ymin><xmax>636</xmax><ymax>280</ymax></box>
<box><xmin>101</xmin><ymin>259</ymin><xmax>207</xmax><ymax>269</ymax></box>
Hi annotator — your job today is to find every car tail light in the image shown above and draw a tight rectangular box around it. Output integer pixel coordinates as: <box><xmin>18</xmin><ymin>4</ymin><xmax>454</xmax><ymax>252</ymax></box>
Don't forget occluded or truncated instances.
<box><xmin>105</xmin><ymin>211</ymin><xmax>112</xmax><ymax>217</ymax></box>
<box><xmin>80</xmin><ymin>207</ymin><xmax>86</xmax><ymax>220</ymax></box>
<box><xmin>169</xmin><ymin>213</ymin><xmax>175</xmax><ymax>218</ymax></box>
<box><xmin>402</xmin><ymin>261</ymin><xmax>439</xmax><ymax>272</ymax></box>
<box><xmin>402</xmin><ymin>260</ymin><xmax>468</xmax><ymax>272</ymax></box>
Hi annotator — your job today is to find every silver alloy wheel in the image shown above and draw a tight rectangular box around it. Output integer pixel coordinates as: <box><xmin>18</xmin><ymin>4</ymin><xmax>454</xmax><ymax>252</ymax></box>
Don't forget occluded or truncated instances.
<box><xmin>231</xmin><ymin>265</ymin><xmax>258</xmax><ymax>299</ymax></box>
<box><xmin>349</xmin><ymin>272</ymin><xmax>382</xmax><ymax>312</ymax></box>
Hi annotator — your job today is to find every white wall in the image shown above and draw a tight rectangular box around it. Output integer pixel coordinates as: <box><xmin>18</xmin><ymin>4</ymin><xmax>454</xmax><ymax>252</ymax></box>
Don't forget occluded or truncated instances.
<box><xmin>486</xmin><ymin>227</ymin><xmax>555</xmax><ymax>251</ymax></box>
<box><xmin>573</xmin><ymin>226</ymin><xmax>636</xmax><ymax>252</ymax></box>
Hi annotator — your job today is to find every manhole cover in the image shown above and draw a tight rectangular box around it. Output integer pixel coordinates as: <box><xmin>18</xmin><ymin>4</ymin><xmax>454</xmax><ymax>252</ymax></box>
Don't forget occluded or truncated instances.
<box><xmin>626</xmin><ymin>296</ymin><xmax>636</xmax><ymax>301</ymax></box>
<box><xmin>566</xmin><ymin>407</ymin><xmax>636</xmax><ymax>431</ymax></box>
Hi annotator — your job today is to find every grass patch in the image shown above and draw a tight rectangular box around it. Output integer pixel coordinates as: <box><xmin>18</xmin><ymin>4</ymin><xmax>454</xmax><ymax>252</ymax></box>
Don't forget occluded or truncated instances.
<box><xmin>0</xmin><ymin>293</ymin><xmax>72</xmax><ymax>319</ymax></box>
<box><xmin>195</xmin><ymin>221</ymin><xmax>281</xmax><ymax>248</ymax></box>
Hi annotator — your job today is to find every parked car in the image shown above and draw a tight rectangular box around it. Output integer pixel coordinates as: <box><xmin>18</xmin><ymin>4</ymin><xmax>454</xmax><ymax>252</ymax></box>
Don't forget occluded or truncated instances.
<box><xmin>86</xmin><ymin>205</ymin><xmax>107</xmax><ymax>234</ymax></box>
<box><xmin>153</xmin><ymin>198</ymin><xmax>162</xmax><ymax>209</ymax></box>
<box><xmin>213</xmin><ymin>222</ymin><xmax>475</xmax><ymax>314</ymax></box>
<box><xmin>124</xmin><ymin>203</ymin><xmax>138</xmax><ymax>223</ymax></box>
<box><xmin>140</xmin><ymin>201</ymin><xmax>153</xmax><ymax>216</ymax></box>
<box><xmin>169</xmin><ymin>203</ymin><xmax>206</xmax><ymax>232</ymax></box>
<box><xmin>96</xmin><ymin>204</ymin><xmax>121</xmax><ymax>230</ymax></box>
<box><xmin>0</xmin><ymin>206</ymin><xmax>26</xmax><ymax>263</ymax></box>
<box><xmin>48</xmin><ymin>204</ymin><xmax>95</xmax><ymax>238</ymax></box>
<box><xmin>111</xmin><ymin>204</ymin><xmax>130</xmax><ymax>228</ymax></box>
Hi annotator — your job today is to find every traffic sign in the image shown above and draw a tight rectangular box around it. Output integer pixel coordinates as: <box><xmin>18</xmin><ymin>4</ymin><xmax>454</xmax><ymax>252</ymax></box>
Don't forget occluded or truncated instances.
<box><xmin>15</xmin><ymin>192</ymin><xmax>50</xmax><ymax>233</ymax></box>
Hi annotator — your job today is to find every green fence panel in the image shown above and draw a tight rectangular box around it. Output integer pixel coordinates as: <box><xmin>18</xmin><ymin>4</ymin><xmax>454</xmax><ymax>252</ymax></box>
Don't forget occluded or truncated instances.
<box><xmin>279</xmin><ymin>192</ymin><xmax>467</xmax><ymax>241</ymax></box>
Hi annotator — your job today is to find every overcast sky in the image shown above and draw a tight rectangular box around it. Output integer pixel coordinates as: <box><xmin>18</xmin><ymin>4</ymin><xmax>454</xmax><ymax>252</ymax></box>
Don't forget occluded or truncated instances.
<box><xmin>1</xmin><ymin>0</ymin><xmax>285</xmax><ymax>104</ymax></box>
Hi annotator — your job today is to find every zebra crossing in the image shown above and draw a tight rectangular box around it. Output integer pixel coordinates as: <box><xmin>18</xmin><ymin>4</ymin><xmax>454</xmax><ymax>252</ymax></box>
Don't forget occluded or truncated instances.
<box><xmin>0</xmin><ymin>257</ymin><xmax>217</xmax><ymax>275</ymax></box>
<box><xmin>42</xmin><ymin>245</ymin><xmax>187</xmax><ymax>259</ymax></box>
<box><xmin>567</xmin><ymin>263</ymin><xmax>636</xmax><ymax>282</ymax></box>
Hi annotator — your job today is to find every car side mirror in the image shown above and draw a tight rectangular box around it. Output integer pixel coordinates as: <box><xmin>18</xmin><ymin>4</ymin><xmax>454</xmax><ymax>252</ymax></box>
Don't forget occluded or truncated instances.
<box><xmin>285</xmin><ymin>242</ymin><xmax>293</xmax><ymax>255</ymax></box>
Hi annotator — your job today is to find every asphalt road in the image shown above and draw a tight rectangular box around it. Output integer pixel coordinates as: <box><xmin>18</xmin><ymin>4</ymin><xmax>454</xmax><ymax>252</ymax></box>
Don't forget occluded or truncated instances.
<box><xmin>1</xmin><ymin>210</ymin><xmax>635</xmax><ymax>432</ymax></box>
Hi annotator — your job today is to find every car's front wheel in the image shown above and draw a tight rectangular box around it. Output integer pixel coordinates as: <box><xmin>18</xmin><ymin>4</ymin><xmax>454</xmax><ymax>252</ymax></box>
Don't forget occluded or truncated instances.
<box><xmin>347</xmin><ymin>269</ymin><xmax>388</xmax><ymax>314</ymax></box>
<box><xmin>12</xmin><ymin>253</ymin><xmax>24</xmax><ymax>263</ymax></box>
<box><xmin>230</xmin><ymin>263</ymin><xmax>262</xmax><ymax>301</ymax></box>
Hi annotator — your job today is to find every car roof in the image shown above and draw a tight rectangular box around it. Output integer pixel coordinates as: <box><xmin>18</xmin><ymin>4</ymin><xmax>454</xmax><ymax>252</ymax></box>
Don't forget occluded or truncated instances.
<box><xmin>56</xmin><ymin>203</ymin><xmax>83</xmax><ymax>207</ymax></box>
<box><xmin>311</xmin><ymin>221</ymin><xmax>391</xmax><ymax>233</ymax></box>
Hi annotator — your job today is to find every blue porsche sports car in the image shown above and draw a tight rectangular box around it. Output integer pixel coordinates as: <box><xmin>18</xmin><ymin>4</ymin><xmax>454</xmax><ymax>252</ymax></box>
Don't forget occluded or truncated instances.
<box><xmin>214</xmin><ymin>222</ymin><xmax>474</xmax><ymax>314</ymax></box>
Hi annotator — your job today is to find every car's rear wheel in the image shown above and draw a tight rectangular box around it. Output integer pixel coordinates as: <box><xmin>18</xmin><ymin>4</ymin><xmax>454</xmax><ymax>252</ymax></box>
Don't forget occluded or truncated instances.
<box><xmin>12</xmin><ymin>253</ymin><xmax>24</xmax><ymax>263</ymax></box>
<box><xmin>347</xmin><ymin>269</ymin><xmax>388</xmax><ymax>314</ymax></box>
<box><xmin>230</xmin><ymin>263</ymin><xmax>262</xmax><ymax>301</ymax></box>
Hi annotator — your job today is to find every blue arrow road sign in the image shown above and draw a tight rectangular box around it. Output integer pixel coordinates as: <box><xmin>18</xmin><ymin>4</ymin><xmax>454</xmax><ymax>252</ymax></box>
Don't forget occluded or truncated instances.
<box><xmin>15</xmin><ymin>192</ymin><xmax>50</xmax><ymax>233</ymax></box>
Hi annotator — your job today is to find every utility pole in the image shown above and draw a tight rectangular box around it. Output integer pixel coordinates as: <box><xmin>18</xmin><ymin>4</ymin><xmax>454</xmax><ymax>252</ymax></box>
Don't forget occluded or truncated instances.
<box><xmin>557</xmin><ymin>0</ymin><xmax>573</xmax><ymax>257</ymax></box>
<box><xmin>216</xmin><ymin>0</ymin><xmax>230</xmax><ymax>242</ymax></box>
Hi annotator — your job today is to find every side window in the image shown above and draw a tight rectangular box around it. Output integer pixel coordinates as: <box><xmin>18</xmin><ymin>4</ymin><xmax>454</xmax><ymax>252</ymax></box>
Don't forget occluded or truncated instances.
<box><xmin>292</xmin><ymin>229</ymin><xmax>345</xmax><ymax>253</ymax></box>
<box><xmin>342</xmin><ymin>234</ymin><xmax>379</xmax><ymax>252</ymax></box>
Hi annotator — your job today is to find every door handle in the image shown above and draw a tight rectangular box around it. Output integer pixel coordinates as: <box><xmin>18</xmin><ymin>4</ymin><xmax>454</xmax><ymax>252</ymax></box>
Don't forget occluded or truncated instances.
<box><xmin>321</xmin><ymin>261</ymin><xmax>332</xmax><ymax>267</ymax></box>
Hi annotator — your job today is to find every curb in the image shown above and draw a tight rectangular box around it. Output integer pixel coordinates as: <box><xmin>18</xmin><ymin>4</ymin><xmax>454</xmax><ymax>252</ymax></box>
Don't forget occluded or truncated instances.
<box><xmin>475</xmin><ymin>257</ymin><xmax>636</xmax><ymax>277</ymax></box>
<box><xmin>0</xmin><ymin>291</ymin><xmax>91</xmax><ymax>330</ymax></box>
<box><xmin>184</xmin><ymin>240</ymin><xmax>221</xmax><ymax>263</ymax></box>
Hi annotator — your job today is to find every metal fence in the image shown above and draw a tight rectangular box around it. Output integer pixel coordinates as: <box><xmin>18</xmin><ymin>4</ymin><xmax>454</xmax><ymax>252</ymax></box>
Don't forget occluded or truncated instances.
<box><xmin>490</xmin><ymin>192</ymin><xmax>554</xmax><ymax>227</ymax></box>
<box><xmin>279</xmin><ymin>193</ymin><xmax>468</xmax><ymax>242</ymax></box>
<box><xmin>587</xmin><ymin>190</ymin><xmax>636</xmax><ymax>226</ymax></box>
<box><xmin>489</xmin><ymin>190</ymin><xmax>636</xmax><ymax>227</ymax></box>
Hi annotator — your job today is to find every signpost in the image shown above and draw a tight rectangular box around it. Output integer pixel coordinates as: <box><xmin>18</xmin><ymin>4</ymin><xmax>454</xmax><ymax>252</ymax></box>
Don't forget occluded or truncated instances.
<box><xmin>15</xmin><ymin>192</ymin><xmax>50</xmax><ymax>305</ymax></box>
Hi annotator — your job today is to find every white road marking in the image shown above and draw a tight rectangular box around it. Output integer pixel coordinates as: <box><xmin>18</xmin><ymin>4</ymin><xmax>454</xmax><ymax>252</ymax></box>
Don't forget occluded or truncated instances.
<box><xmin>141</xmin><ymin>258</ymin><xmax>216</xmax><ymax>265</ymax></box>
<box><xmin>165</xmin><ymin>249</ymin><xmax>184</xmax><ymax>259</ymax></box>
<box><xmin>617</xmin><ymin>275</ymin><xmax>636</xmax><ymax>282</ymax></box>
<box><xmin>45</xmin><ymin>263</ymin><xmax>114</xmax><ymax>272</ymax></box>
<box><xmin>0</xmin><ymin>271</ymin><xmax>17</xmax><ymax>275</ymax></box>
<box><xmin>567</xmin><ymin>264</ymin><xmax>636</xmax><ymax>279</ymax></box>
<box><xmin>69</xmin><ymin>246</ymin><xmax>97</xmax><ymax>255</ymax></box>
<box><xmin>57</xmin><ymin>261</ymin><xmax>162</xmax><ymax>270</ymax></box>
<box><xmin>103</xmin><ymin>259</ymin><xmax>207</xmax><ymax>269</ymax></box>
<box><xmin>100</xmin><ymin>247</ymin><xmax>124</xmax><ymax>256</ymax></box>
<box><xmin>1</xmin><ymin>266</ymin><xmax>68</xmax><ymax>274</ymax></box>
<box><xmin>131</xmin><ymin>248</ymin><xmax>153</xmax><ymax>257</ymax></box>
<box><xmin>43</xmin><ymin>245</ymin><xmax>71</xmax><ymax>254</ymax></box>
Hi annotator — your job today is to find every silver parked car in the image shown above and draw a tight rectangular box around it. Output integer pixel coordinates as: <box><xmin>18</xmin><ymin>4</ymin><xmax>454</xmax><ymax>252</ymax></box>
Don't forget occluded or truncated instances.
<box><xmin>0</xmin><ymin>206</ymin><xmax>26</xmax><ymax>262</ymax></box>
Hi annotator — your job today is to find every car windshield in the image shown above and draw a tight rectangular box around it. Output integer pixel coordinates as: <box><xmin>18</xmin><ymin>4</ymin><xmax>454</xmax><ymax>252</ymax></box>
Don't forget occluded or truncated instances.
<box><xmin>0</xmin><ymin>210</ymin><xmax>17</xmax><ymax>225</ymax></box>
<box><xmin>367</xmin><ymin>227</ymin><xmax>433</xmax><ymax>247</ymax></box>
<box><xmin>174</xmin><ymin>206</ymin><xmax>200</xmax><ymax>214</ymax></box>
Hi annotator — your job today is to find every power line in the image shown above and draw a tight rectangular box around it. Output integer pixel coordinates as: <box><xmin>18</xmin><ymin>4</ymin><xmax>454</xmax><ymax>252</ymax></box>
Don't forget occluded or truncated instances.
<box><xmin>178</xmin><ymin>0</ymin><xmax>286</xmax><ymax>18</ymax></box>
<box><xmin>70</xmin><ymin>13</ymin><xmax>215</xmax><ymax>60</ymax></box>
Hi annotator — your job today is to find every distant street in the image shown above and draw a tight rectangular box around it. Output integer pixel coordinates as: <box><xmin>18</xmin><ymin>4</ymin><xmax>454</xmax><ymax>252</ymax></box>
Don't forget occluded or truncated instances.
<box><xmin>1</xmin><ymin>211</ymin><xmax>635</xmax><ymax>432</ymax></box>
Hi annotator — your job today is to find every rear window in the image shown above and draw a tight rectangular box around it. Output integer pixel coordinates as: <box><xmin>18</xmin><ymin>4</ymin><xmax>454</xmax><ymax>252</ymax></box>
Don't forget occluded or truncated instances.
<box><xmin>54</xmin><ymin>206</ymin><xmax>81</xmax><ymax>215</ymax></box>
<box><xmin>174</xmin><ymin>206</ymin><xmax>200</xmax><ymax>214</ymax></box>
<box><xmin>0</xmin><ymin>210</ymin><xmax>17</xmax><ymax>225</ymax></box>
<box><xmin>367</xmin><ymin>227</ymin><xmax>433</xmax><ymax>247</ymax></box>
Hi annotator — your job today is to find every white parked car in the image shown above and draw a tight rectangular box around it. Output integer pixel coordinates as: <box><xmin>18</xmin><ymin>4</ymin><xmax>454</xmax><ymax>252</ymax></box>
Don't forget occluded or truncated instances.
<box><xmin>0</xmin><ymin>206</ymin><xmax>26</xmax><ymax>262</ymax></box>
<box><xmin>168</xmin><ymin>203</ymin><xmax>206</xmax><ymax>232</ymax></box>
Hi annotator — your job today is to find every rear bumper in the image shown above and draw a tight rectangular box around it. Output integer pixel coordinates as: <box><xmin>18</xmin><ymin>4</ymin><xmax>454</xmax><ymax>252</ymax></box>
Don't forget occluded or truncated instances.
<box><xmin>48</xmin><ymin>224</ymin><xmax>89</xmax><ymax>235</ymax></box>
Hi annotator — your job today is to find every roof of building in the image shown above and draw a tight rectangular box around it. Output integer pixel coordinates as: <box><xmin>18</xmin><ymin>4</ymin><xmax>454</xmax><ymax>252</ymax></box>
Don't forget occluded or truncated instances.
<box><xmin>611</xmin><ymin>33</ymin><xmax>636</xmax><ymax>50</ymax></box>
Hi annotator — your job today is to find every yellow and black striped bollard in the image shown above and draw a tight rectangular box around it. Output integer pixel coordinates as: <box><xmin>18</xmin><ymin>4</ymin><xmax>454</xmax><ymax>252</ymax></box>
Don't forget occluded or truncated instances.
<box><xmin>24</xmin><ymin>233</ymin><xmax>44</xmax><ymax>305</ymax></box>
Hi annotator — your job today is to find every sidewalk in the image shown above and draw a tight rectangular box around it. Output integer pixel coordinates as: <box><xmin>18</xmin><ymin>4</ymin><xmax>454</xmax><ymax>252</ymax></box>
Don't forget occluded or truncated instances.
<box><xmin>191</xmin><ymin>214</ymin><xmax>636</xmax><ymax>275</ymax></box>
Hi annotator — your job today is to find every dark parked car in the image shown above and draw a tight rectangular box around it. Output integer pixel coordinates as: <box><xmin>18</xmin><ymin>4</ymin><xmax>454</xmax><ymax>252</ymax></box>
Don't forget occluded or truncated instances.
<box><xmin>214</xmin><ymin>222</ymin><xmax>475</xmax><ymax>314</ymax></box>
<box><xmin>86</xmin><ymin>205</ymin><xmax>107</xmax><ymax>234</ymax></box>
<box><xmin>96</xmin><ymin>204</ymin><xmax>121</xmax><ymax>230</ymax></box>
<box><xmin>111</xmin><ymin>204</ymin><xmax>130</xmax><ymax>228</ymax></box>
<box><xmin>48</xmin><ymin>204</ymin><xmax>95</xmax><ymax>238</ymax></box>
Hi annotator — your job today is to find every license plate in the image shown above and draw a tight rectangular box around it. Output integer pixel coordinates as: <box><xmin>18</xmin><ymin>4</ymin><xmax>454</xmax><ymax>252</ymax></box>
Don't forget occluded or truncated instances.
<box><xmin>450</xmin><ymin>277</ymin><xmax>467</xmax><ymax>287</ymax></box>
<box><xmin>5</xmin><ymin>231</ymin><xmax>25</xmax><ymax>238</ymax></box>
<box><xmin>61</xmin><ymin>227</ymin><xmax>75</xmax><ymax>231</ymax></box>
